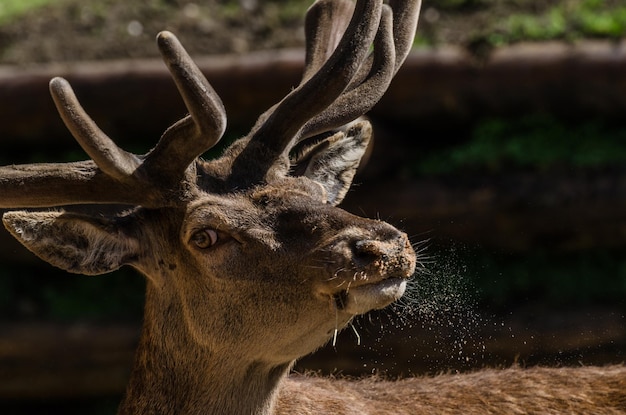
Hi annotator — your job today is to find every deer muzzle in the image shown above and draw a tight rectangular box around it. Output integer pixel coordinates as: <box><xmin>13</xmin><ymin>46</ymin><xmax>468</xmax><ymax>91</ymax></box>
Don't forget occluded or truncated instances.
<box><xmin>322</xmin><ymin>227</ymin><xmax>416</xmax><ymax>316</ymax></box>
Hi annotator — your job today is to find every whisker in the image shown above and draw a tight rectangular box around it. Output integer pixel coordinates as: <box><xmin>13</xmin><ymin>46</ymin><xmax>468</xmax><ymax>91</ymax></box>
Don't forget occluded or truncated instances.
<box><xmin>304</xmin><ymin>265</ymin><xmax>326</xmax><ymax>270</ymax></box>
<box><xmin>353</xmin><ymin>271</ymin><xmax>367</xmax><ymax>281</ymax></box>
<box><xmin>327</xmin><ymin>267</ymin><xmax>348</xmax><ymax>281</ymax></box>
<box><xmin>350</xmin><ymin>323</ymin><xmax>361</xmax><ymax>346</ymax></box>
<box><xmin>332</xmin><ymin>305</ymin><xmax>339</xmax><ymax>348</ymax></box>
<box><xmin>356</xmin><ymin>206</ymin><xmax>369</xmax><ymax>217</ymax></box>
<box><xmin>310</xmin><ymin>258</ymin><xmax>335</xmax><ymax>264</ymax></box>
<box><xmin>335</xmin><ymin>280</ymin><xmax>347</xmax><ymax>289</ymax></box>
<box><xmin>409</xmin><ymin>230</ymin><xmax>434</xmax><ymax>240</ymax></box>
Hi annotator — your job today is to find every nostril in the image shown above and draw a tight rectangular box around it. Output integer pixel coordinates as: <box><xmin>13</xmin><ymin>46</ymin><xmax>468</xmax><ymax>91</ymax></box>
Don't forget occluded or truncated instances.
<box><xmin>353</xmin><ymin>240</ymin><xmax>383</xmax><ymax>264</ymax></box>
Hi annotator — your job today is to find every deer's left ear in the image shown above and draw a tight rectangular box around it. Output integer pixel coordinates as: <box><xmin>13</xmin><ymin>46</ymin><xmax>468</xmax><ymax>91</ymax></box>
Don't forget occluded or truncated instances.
<box><xmin>2</xmin><ymin>211</ymin><xmax>140</xmax><ymax>276</ymax></box>
<box><xmin>292</xmin><ymin>119</ymin><xmax>372</xmax><ymax>206</ymax></box>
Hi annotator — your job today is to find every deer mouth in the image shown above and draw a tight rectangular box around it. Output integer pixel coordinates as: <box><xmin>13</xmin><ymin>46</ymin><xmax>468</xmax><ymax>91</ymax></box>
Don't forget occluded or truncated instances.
<box><xmin>318</xmin><ymin>228</ymin><xmax>416</xmax><ymax>315</ymax></box>
<box><xmin>333</xmin><ymin>277</ymin><xmax>407</xmax><ymax>316</ymax></box>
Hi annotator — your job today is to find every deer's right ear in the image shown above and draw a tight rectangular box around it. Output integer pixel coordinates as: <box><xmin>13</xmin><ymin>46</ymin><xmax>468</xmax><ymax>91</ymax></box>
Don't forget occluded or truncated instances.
<box><xmin>2</xmin><ymin>211</ymin><xmax>140</xmax><ymax>276</ymax></box>
<box><xmin>292</xmin><ymin>119</ymin><xmax>372</xmax><ymax>206</ymax></box>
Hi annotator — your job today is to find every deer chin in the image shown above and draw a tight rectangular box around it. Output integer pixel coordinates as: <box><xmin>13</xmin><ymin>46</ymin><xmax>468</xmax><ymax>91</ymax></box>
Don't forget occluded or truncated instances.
<box><xmin>335</xmin><ymin>277</ymin><xmax>407</xmax><ymax>316</ymax></box>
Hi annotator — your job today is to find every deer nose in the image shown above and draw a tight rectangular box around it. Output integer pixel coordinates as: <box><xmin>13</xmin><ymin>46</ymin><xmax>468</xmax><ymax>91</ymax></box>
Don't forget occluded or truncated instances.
<box><xmin>352</xmin><ymin>232</ymin><xmax>416</xmax><ymax>278</ymax></box>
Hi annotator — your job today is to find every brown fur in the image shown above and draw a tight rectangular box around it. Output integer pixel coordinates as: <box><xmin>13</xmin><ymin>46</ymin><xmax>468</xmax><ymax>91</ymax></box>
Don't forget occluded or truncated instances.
<box><xmin>278</xmin><ymin>366</ymin><xmax>626</xmax><ymax>414</ymax></box>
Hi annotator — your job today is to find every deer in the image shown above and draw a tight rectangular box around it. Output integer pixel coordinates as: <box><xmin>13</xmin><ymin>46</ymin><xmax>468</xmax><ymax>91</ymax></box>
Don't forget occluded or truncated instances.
<box><xmin>1</xmin><ymin>0</ymin><xmax>625</xmax><ymax>414</ymax></box>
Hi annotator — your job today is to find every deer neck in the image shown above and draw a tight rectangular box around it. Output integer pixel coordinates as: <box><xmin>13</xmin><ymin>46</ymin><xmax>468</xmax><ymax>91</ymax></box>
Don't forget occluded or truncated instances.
<box><xmin>117</xmin><ymin>285</ymin><xmax>291</xmax><ymax>415</ymax></box>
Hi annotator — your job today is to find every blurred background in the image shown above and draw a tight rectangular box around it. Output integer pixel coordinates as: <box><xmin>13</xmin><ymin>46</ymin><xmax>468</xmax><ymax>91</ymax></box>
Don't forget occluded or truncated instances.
<box><xmin>1</xmin><ymin>0</ymin><xmax>625</xmax><ymax>413</ymax></box>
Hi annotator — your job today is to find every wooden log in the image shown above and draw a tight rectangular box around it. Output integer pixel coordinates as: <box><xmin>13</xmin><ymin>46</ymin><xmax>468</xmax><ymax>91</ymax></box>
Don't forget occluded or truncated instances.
<box><xmin>0</xmin><ymin>49</ymin><xmax>304</xmax><ymax>154</ymax></box>
<box><xmin>0</xmin><ymin>323</ymin><xmax>137</xmax><ymax>399</ymax></box>
<box><xmin>381</xmin><ymin>41</ymin><xmax>626</xmax><ymax>128</ymax></box>
<box><xmin>1</xmin><ymin>41</ymin><xmax>626</xmax><ymax>150</ymax></box>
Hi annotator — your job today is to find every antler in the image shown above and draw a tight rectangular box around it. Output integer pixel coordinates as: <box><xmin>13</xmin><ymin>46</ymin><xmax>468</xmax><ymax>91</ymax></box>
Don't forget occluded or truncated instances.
<box><xmin>300</xmin><ymin>0</ymin><xmax>422</xmax><ymax>138</ymax></box>
<box><xmin>0</xmin><ymin>0</ymin><xmax>420</xmax><ymax>206</ymax></box>
<box><xmin>0</xmin><ymin>31</ymin><xmax>226</xmax><ymax>209</ymax></box>
<box><xmin>237</xmin><ymin>0</ymin><xmax>421</xmax><ymax>177</ymax></box>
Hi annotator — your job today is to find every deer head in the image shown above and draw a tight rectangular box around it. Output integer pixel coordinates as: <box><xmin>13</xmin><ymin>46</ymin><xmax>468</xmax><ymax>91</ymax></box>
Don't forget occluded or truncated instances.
<box><xmin>1</xmin><ymin>0</ymin><xmax>421</xmax><ymax>412</ymax></box>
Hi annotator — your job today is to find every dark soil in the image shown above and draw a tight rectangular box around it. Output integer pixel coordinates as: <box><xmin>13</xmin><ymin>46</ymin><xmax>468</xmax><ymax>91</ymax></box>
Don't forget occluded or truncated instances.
<box><xmin>0</xmin><ymin>0</ymin><xmax>308</xmax><ymax>64</ymax></box>
<box><xmin>1</xmin><ymin>0</ymin><xmax>625</xmax><ymax>65</ymax></box>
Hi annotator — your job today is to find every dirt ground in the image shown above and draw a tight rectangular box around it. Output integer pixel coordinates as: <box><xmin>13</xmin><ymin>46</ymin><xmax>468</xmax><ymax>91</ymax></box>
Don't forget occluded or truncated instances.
<box><xmin>0</xmin><ymin>0</ymin><xmax>601</xmax><ymax>65</ymax></box>
<box><xmin>0</xmin><ymin>0</ymin><xmax>307</xmax><ymax>64</ymax></box>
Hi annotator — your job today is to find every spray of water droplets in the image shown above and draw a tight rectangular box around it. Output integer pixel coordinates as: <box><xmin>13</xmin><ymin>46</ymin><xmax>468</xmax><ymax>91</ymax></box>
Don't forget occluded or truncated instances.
<box><xmin>355</xmin><ymin>243</ymin><xmax>488</xmax><ymax>375</ymax></box>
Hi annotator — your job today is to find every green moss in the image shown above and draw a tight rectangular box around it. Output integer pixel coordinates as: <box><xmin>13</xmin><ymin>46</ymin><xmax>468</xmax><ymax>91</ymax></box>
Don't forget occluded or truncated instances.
<box><xmin>499</xmin><ymin>1</ymin><xmax>626</xmax><ymax>44</ymax></box>
<box><xmin>0</xmin><ymin>0</ymin><xmax>55</xmax><ymax>24</ymax></box>
<box><xmin>577</xmin><ymin>8</ymin><xmax>626</xmax><ymax>37</ymax></box>
<box><xmin>418</xmin><ymin>116</ymin><xmax>626</xmax><ymax>175</ymax></box>
<box><xmin>507</xmin><ymin>8</ymin><xmax>568</xmax><ymax>41</ymax></box>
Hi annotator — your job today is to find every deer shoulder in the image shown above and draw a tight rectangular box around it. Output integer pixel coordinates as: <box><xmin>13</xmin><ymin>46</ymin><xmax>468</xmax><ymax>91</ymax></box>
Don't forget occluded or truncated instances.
<box><xmin>277</xmin><ymin>366</ymin><xmax>626</xmax><ymax>414</ymax></box>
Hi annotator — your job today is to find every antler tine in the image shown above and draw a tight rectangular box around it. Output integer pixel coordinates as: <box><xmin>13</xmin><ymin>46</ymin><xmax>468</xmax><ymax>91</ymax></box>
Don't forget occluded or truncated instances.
<box><xmin>345</xmin><ymin>0</ymin><xmax>422</xmax><ymax>86</ymax></box>
<box><xmin>243</xmin><ymin>0</ymin><xmax>354</xmax><ymax>149</ymax></box>
<box><xmin>388</xmin><ymin>0</ymin><xmax>422</xmax><ymax>71</ymax></box>
<box><xmin>299</xmin><ymin>4</ymin><xmax>395</xmax><ymax>139</ymax></box>
<box><xmin>49</xmin><ymin>77</ymin><xmax>141</xmax><ymax>180</ymax></box>
<box><xmin>0</xmin><ymin>32</ymin><xmax>227</xmax><ymax>209</ymax></box>
<box><xmin>145</xmin><ymin>31</ymin><xmax>227</xmax><ymax>183</ymax></box>
<box><xmin>0</xmin><ymin>77</ymin><xmax>163</xmax><ymax>208</ymax></box>
<box><xmin>0</xmin><ymin>77</ymin><xmax>157</xmax><ymax>208</ymax></box>
<box><xmin>0</xmin><ymin>78</ymin><xmax>163</xmax><ymax>208</ymax></box>
<box><xmin>299</xmin><ymin>0</ymin><xmax>422</xmax><ymax>139</ymax></box>
<box><xmin>247</xmin><ymin>0</ymin><xmax>383</xmax><ymax>157</ymax></box>
<box><xmin>302</xmin><ymin>0</ymin><xmax>355</xmax><ymax>82</ymax></box>
<box><xmin>351</xmin><ymin>0</ymin><xmax>422</xmax><ymax>86</ymax></box>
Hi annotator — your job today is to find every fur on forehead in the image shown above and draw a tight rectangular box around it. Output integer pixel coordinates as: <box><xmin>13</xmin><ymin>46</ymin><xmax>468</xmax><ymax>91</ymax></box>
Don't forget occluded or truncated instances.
<box><xmin>187</xmin><ymin>176</ymin><xmax>328</xmax><ymax>211</ymax></box>
<box><xmin>186</xmin><ymin>176</ymin><xmax>326</xmax><ymax>216</ymax></box>
<box><xmin>249</xmin><ymin>177</ymin><xmax>328</xmax><ymax>204</ymax></box>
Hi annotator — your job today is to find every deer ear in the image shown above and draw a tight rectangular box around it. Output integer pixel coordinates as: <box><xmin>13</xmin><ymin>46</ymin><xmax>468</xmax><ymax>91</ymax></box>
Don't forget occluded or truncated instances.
<box><xmin>292</xmin><ymin>119</ymin><xmax>372</xmax><ymax>206</ymax></box>
<box><xmin>2</xmin><ymin>211</ymin><xmax>140</xmax><ymax>276</ymax></box>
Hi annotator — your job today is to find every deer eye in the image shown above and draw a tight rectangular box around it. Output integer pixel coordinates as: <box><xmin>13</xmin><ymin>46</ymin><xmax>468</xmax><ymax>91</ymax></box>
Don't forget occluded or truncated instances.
<box><xmin>191</xmin><ymin>229</ymin><xmax>219</xmax><ymax>249</ymax></box>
